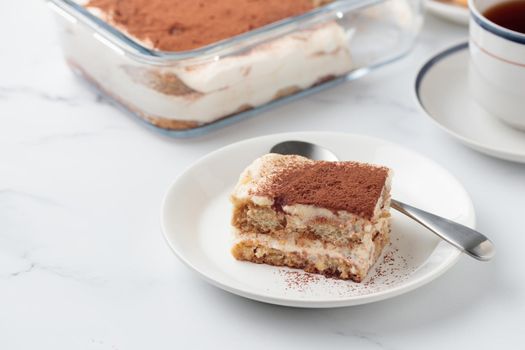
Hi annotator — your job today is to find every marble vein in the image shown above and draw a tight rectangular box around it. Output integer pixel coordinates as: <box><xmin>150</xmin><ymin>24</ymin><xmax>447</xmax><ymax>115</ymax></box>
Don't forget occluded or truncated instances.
<box><xmin>0</xmin><ymin>253</ymin><xmax>108</xmax><ymax>287</ymax></box>
<box><xmin>0</xmin><ymin>189</ymin><xmax>63</xmax><ymax>208</ymax></box>
<box><xmin>310</xmin><ymin>93</ymin><xmax>418</xmax><ymax>115</ymax></box>
<box><xmin>7</xmin><ymin>262</ymin><xmax>37</xmax><ymax>278</ymax></box>
<box><xmin>0</xmin><ymin>85</ymin><xmax>80</xmax><ymax>106</ymax></box>
<box><xmin>22</xmin><ymin>126</ymin><xmax>128</xmax><ymax>146</ymax></box>
<box><xmin>334</xmin><ymin>329</ymin><xmax>395</xmax><ymax>350</ymax></box>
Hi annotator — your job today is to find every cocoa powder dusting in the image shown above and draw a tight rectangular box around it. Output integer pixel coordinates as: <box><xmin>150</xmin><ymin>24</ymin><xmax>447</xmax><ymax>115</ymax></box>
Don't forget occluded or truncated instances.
<box><xmin>279</xmin><ymin>270</ymin><xmax>321</xmax><ymax>292</ymax></box>
<box><xmin>257</xmin><ymin>161</ymin><xmax>390</xmax><ymax>219</ymax></box>
<box><xmin>86</xmin><ymin>0</ymin><xmax>317</xmax><ymax>51</ymax></box>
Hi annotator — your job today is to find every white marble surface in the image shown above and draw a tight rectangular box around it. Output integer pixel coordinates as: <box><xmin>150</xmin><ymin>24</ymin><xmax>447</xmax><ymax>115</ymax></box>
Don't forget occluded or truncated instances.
<box><xmin>1</xmin><ymin>1</ymin><xmax>524</xmax><ymax>349</ymax></box>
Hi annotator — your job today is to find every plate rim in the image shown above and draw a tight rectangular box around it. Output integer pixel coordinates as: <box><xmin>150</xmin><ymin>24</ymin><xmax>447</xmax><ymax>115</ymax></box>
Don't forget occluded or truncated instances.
<box><xmin>414</xmin><ymin>42</ymin><xmax>525</xmax><ymax>162</ymax></box>
<box><xmin>425</xmin><ymin>0</ymin><xmax>469</xmax><ymax>25</ymax></box>
<box><xmin>161</xmin><ymin>132</ymin><xmax>471</xmax><ymax>308</ymax></box>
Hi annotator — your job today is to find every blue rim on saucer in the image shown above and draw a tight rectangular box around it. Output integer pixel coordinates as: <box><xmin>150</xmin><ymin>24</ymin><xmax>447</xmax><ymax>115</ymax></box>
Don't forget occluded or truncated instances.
<box><xmin>415</xmin><ymin>42</ymin><xmax>468</xmax><ymax>102</ymax></box>
<box><xmin>414</xmin><ymin>41</ymin><xmax>525</xmax><ymax>163</ymax></box>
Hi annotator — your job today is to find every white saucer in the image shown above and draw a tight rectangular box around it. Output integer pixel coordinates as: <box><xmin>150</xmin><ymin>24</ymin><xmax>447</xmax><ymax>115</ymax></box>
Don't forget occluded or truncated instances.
<box><xmin>416</xmin><ymin>43</ymin><xmax>525</xmax><ymax>163</ymax></box>
<box><xmin>426</xmin><ymin>0</ymin><xmax>469</xmax><ymax>26</ymax></box>
<box><xmin>161</xmin><ymin>132</ymin><xmax>474</xmax><ymax>308</ymax></box>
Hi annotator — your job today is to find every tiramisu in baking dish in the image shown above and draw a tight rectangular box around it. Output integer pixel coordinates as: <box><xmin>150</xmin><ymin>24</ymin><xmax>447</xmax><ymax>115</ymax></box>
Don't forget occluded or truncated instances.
<box><xmin>231</xmin><ymin>154</ymin><xmax>392</xmax><ymax>282</ymax></box>
<box><xmin>48</xmin><ymin>0</ymin><xmax>423</xmax><ymax>136</ymax></box>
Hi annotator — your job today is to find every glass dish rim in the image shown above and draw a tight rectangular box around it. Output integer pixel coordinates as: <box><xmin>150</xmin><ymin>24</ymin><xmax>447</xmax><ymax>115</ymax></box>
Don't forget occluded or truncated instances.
<box><xmin>48</xmin><ymin>0</ymin><xmax>385</xmax><ymax>62</ymax></box>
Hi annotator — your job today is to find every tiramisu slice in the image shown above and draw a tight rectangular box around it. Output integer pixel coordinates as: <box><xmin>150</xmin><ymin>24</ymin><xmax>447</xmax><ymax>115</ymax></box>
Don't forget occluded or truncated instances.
<box><xmin>230</xmin><ymin>154</ymin><xmax>392</xmax><ymax>282</ymax></box>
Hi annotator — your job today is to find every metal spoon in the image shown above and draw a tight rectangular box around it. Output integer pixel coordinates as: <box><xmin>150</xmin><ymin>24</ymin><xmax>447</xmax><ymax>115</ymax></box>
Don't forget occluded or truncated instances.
<box><xmin>270</xmin><ymin>140</ymin><xmax>495</xmax><ymax>261</ymax></box>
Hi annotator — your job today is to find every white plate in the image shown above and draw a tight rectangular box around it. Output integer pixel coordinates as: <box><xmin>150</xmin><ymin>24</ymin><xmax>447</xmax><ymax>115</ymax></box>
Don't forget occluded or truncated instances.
<box><xmin>416</xmin><ymin>43</ymin><xmax>525</xmax><ymax>163</ymax></box>
<box><xmin>161</xmin><ymin>132</ymin><xmax>473</xmax><ymax>308</ymax></box>
<box><xmin>426</xmin><ymin>0</ymin><xmax>469</xmax><ymax>26</ymax></box>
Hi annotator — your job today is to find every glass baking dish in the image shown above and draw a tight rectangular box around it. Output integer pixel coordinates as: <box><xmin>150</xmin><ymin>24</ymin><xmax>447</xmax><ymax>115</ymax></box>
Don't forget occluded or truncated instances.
<box><xmin>48</xmin><ymin>0</ymin><xmax>423</xmax><ymax>138</ymax></box>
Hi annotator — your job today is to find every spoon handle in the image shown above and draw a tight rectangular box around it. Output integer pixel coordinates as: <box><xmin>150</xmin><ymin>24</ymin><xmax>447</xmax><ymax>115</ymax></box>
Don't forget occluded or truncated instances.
<box><xmin>391</xmin><ymin>199</ymin><xmax>495</xmax><ymax>261</ymax></box>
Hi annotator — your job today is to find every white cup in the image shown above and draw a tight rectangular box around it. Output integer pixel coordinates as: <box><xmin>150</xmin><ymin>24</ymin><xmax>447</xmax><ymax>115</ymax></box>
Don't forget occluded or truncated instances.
<box><xmin>469</xmin><ymin>0</ymin><xmax>525</xmax><ymax>131</ymax></box>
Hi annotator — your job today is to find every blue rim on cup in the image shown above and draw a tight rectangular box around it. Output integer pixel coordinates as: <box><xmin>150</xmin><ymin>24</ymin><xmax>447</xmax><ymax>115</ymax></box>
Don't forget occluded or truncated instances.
<box><xmin>469</xmin><ymin>0</ymin><xmax>525</xmax><ymax>45</ymax></box>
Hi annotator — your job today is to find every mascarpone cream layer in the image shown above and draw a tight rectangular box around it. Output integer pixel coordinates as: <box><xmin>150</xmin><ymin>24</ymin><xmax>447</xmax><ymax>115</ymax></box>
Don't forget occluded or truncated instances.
<box><xmin>234</xmin><ymin>231</ymin><xmax>376</xmax><ymax>269</ymax></box>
